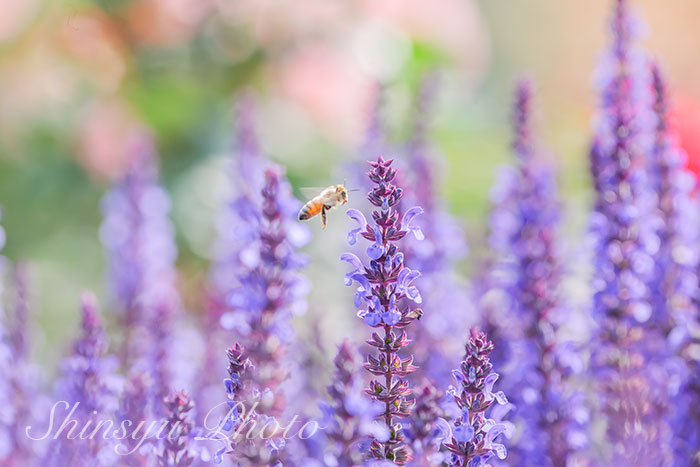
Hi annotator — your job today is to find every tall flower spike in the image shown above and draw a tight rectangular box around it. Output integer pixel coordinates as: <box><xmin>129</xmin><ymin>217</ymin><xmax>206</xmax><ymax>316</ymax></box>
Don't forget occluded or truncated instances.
<box><xmin>117</xmin><ymin>371</ymin><xmax>152</xmax><ymax>467</ymax></box>
<box><xmin>400</xmin><ymin>74</ymin><xmax>471</xmax><ymax>388</ymax></box>
<box><xmin>648</xmin><ymin>63</ymin><xmax>700</xmax><ymax>463</ymax></box>
<box><xmin>486</xmin><ymin>79</ymin><xmax>586</xmax><ymax>466</ymax></box>
<box><xmin>0</xmin><ymin>217</ymin><xmax>34</xmax><ymax>465</ymax></box>
<box><xmin>342</xmin><ymin>156</ymin><xmax>423</xmax><ymax>464</ymax></box>
<box><xmin>221</xmin><ymin>166</ymin><xmax>309</xmax><ymax>465</ymax></box>
<box><xmin>407</xmin><ymin>380</ymin><xmax>447</xmax><ymax>465</ymax></box>
<box><xmin>442</xmin><ymin>329</ymin><xmax>511</xmax><ymax>467</ymax></box>
<box><xmin>213</xmin><ymin>343</ymin><xmax>256</xmax><ymax>464</ymax></box>
<box><xmin>322</xmin><ymin>341</ymin><xmax>386</xmax><ymax>467</ymax></box>
<box><xmin>200</xmin><ymin>95</ymin><xmax>267</xmax><ymax>426</ymax></box>
<box><xmin>100</xmin><ymin>132</ymin><xmax>181</xmax><ymax>415</ymax></box>
<box><xmin>589</xmin><ymin>0</ymin><xmax>670</xmax><ymax>463</ymax></box>
<box><xmin>49</xmin><ymin>293</ymin><xmax>123</xmax><ymax>466</ymax></box>
<box><xmin>158</xmin><ymin>390</ymin><xmax>196</xmax><ymax>467</ymax></box>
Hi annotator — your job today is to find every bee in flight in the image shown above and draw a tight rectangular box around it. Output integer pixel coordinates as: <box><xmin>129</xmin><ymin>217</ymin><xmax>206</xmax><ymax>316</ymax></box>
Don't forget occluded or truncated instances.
<box><xmin>298</xmin><ymin>185</ymin><xmax>354</xmax><ymax>228</ymax></box>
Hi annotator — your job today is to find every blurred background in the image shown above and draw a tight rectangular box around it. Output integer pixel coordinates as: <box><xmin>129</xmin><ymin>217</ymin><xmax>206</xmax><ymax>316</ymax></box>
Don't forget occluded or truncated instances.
<box><xmin>2</xmin><ymin>0</ymin><xmax>700</xmax><ymax>369</ymax></box>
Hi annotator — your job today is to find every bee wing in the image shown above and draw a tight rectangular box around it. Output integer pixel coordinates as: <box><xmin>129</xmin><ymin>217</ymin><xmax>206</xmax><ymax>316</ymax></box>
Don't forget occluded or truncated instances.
<box><xmin>299</xmin><ymin>187</ymin><xmax>328</xmax><ymax>200</ymax></box>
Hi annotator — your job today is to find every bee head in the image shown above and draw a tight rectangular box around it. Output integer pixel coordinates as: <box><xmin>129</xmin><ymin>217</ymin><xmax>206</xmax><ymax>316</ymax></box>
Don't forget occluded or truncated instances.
<box><xmin>336</xmin><ymin>185</ymin><xmax>348</xmax><ymax>199</ymax></box>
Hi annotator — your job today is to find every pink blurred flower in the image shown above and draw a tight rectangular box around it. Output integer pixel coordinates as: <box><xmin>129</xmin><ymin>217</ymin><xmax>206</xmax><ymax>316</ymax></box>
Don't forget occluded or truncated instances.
<box><xmin>274</xmin><ymin>45</ymin><xmax>374</xmax><ymax>144</ymax></box>
<box><xmin>59</xmin><ymin>10</ymin><xmax>128</xmax><ymax>94</ymax></box>
<box><xmin>127</xmin><ymin>0</ymin><xmax>215</xmax><ymax>46</ymax></box>
<box><xmin>79</xmin><ymin>99</ymin><xmax>149</xmax><ymax>180</ymax></box>
<box><xmin>359</xmin><ymin>0</ymin><xmax>489</xmax><ymax>82</ymax></box>
<box><xmin>0</xmin><ymin>0</ymin><xmax>40</xmax><ymax>43</ymax></box>
<box><xmin>670</xmin><ymin>95</ymin><xmax>700</xmax><ymax>184</ymax></box>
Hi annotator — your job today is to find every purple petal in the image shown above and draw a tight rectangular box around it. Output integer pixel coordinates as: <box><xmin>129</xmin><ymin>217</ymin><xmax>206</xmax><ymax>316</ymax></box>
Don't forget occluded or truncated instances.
<box><xmin>367</xmin><ymin>227</ymin><xmax>385</xmax><ymax>259</ymax></box>
<box><xmin>401</xmin><ymin>206</ymin><xmax>424</xmax><ymax>227</ymax></box>
<box><xmin>382</xmin><ymin>309</ymin><xmax>401</xmax><ymax>325</ymax></box>
<box><xmin>454</xmin><ymin>424</ymin><xmax>475</xmax><ymax>443</ymax></box>
<box><xmin>346</xmin><ymin>209</ymin><xmax>367</xmax><ymax>245</ymax></box>
<box><xmin>364</xmin><ymin>312</ymin><xmax>381</xmax><ymax>326</ymax></box>
<box><xmin>340</xmin><ymin>252</ymin><xmax>363</xmax><ymax>270</ymax></box>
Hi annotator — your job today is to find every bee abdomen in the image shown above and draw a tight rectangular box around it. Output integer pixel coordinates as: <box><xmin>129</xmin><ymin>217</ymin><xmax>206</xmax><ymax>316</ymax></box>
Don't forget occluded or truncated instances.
<box><xmin>298</xmin><ymin>202</ymin><xmax>321</xmax><ymax>221</ymax></box>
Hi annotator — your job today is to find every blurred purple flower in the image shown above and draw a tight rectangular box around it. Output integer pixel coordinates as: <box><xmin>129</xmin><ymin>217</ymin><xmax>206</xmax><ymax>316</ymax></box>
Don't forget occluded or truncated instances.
<box><xmin>398</xmin><ymin>76</ymin><xmax>472</xmax><ymax>388</ymax></box>
<box><xmin>481</xmin><ymin>79</ymin><xmax>587</xmax><ymax>466</ymax></box>
<box><xmin>589</xmin><ymin>1</ymin><xmax>671</xmax><ymax>463</ymax></box>
<box><xmin>405</xmin><ymin>380</ymin><xmax>447</xmax><ymax>465</ymax></box>
<box><xmin>342</xmin><ymin>156</ymin><xmax>423</xmax><ymax>465</ymax></box>
<box><xmin>157</xmin><ymin>390</ymin><xmax>196</xmax><ymax>467</ymax></box>
<box><xmin>647</xmin><ymin>63</ymin><xmax>700</xmax><ymax>462</ymax></box>
<box><xmin>50</xmin><ymin>293</ymin><xmax>123</xmax><ymax>465</ymax></box>
<box><xmin>100</xmin><ymin>133</ymin><xmax>181</xmax><ymax>414</ymax></box>
<box><xmin>321</xmin><ymin>341</ymin><xmax>386</xmax><ymax>467</ymax></box>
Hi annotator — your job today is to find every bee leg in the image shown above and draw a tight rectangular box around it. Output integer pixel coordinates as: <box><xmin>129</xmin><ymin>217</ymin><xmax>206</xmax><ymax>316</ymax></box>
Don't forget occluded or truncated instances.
<box><xmin>321</xmin><ymin>205</ymin><xmax>328</xmax><ymax>229</ymax></box>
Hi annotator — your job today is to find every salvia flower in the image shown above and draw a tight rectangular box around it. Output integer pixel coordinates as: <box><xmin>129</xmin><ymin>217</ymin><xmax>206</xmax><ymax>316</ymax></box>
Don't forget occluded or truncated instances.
<box><xmin>342</xmin><ymin>156</ymin><xmax>423</xmax><ymax>464</ymax></box>
<box><xmin>321</xmin><ymin>341</ymin><xmax>386</xmax><ymax>467</ymax></box>
<box><xmin>405</xmin><ymin>379</ymin><xmax>447</xmax><ymax>465</ymax></box>
<box><xmin>49</xmin><ymin>293</ymin><xmax>123</xmax><ymax>466</ymax></box>
<box><xmin>214</xmin><ymin>342</ymin><xmax>268</xmax><ymax>465</ymax></box>
<box><xmin>117</xmin><ymin>370</ymin><xmax>152</xmax><ymax>467</ymax></box>
<box><xmin>483</xmin><ymin>79</ymin><xmax>585</xmax><ymax>466</ymax></box>
<box><xmin>226</xmin><ymin>166</ymin><xmax>309</xmax><ymax>412</ymax></box>
<box><xmin>157</xmin><ymin>390</ymin><xmax>196</xmax><ymax>467</ymax></box>
<box><xmin>100</xmin><ymin>133</ymin><xmax>181</xmax><ymax>413</ymax></box>
<box><xmin>200</xmin><ymin>96</ymin><xmax>267</xmax><ymax>426</ymax></box>
<box><xmin>399</xmin><ymin>76</ymin><xmax>471</xmax><ymax>387</ymax></box>
<box><xmin>589</xmin><ymin>0</ymin><xmax>670</xmax><ymax>463</ymax></box>
<box><xmin>648</xmin><ymin>63</ymin><xmax>700</xmax><ymax>462</ymax></box>
<box><xmin>442</xmin><ymin>329</ymin><xmax>511</xmax><ymax>467</ymax></box>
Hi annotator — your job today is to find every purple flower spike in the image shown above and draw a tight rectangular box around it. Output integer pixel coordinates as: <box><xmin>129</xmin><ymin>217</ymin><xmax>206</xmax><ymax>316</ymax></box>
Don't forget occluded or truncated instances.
<box><xmin>346</xmin><ymin>209</ymin><xmax>367</xmax><ymax>245</ymax></box>
<box><xmin>442</xmin><ymin>329</ymin><xmax>511</xmax><ymax>466</ymax></box>
<box><xmin>51</xmin><ymin>293</ymin><xmax>123</xmax><ymax>464</ymax></box>
<box><xmin>340</xmin><ymin>156</ymin><xmax>423</xmax><ymax>465</ymax></box>
<box><xmin>322</xmin><ymin>342</ymin><xmax>384</xmax><ymax>466</ymax></box>
<box><xmin>158</xmin><ymin>390</ymin><xmax>196</xmax><ymax>467</ymax></box>
<box><xmin>588</xmin><ymin>1</ymin><xmax>673</xmax><ymax>464</ymax></box>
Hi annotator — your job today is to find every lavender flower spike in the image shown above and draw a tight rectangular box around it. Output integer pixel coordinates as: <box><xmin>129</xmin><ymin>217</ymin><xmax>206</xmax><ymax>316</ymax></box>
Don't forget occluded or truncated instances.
<box><xmin>322</xmin><ymin>341</ymin><xmax>386</xmax><ymax>467</ymax></box>
<box><xmin>213</xmin><ymin>343</ymin><xmax>254</xmax><ymax>464</ymax></box>
<box><xmin>407</xmin><ymin>380</ymin><xmax>447</xmax><ymax>465</ymax></box>
<box><xmin>589</xmin><ymin>0</ymin><xmax>670</xmax><ymax>464</ymax></box>
<box><xmin>50</xmin><ymin>293</ymin><xmax>123</xmax><ymax>465</ymax></box>
<box><xmin>342</xmin><ymin>156</ymin><xmax>423</xmax><ymax>464</ymax></box>
<box><xmin>485</xmin><ymin>79</ymin><xmax>583</xmax><ymax>466</ymax></box>
<box><xmin>442</xmin><ymin>329</ymin><xmax>511</xmax><ymax>467</ymax></box>
<box><xmin>648</xmin><ymin>63</ymin><xmax>700</xmax><ymax>463</ymax></box>
<box><xmin>158</xmin><ymin>390</ymin><xmax>196</xmax><ymax>467</ymax></box>
<box><xmin>100</xmin><ymin>132</ymin><xmax>181</xmax><ymax>415</ymax></box>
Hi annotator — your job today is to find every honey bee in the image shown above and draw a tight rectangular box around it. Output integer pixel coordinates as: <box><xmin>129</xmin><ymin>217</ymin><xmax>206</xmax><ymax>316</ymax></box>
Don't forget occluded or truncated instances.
<box><xmin>298</xmin><ymin>185</ymin><xmax>350</xmax><ymax>228</ymax></box>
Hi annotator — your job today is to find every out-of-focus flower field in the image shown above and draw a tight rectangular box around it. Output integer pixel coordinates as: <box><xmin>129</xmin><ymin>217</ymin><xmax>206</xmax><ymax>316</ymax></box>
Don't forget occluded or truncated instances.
<box><xmin>2</xmin><ymin>0</ymin><xmax>700</xmax><ymax>465</ymax></box>
<box><xmin>1</xmin><ymin>0</ymin><xmax>699</xmax><ymax>349</ymax></box>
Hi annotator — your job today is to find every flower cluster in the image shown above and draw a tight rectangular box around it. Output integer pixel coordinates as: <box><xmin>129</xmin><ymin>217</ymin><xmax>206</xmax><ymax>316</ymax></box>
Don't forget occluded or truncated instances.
<box><xmin>157</xmin><ymin>390</ymin><xmax>196</xmax><ymax>467</ymax></box>
<box><xmin>483</xmin><ymin>79</ymin><xmax>588</xmax><ymax>466</ymax></box>
<box><xmin>589</xmin><ymin>1</ymin><xmax>672</xmax><ymax>463</ymax></box>
<box><xmin>6</xmin><ymin>1</ymin><xmax>700</xmax><ymax>466</ymax></box>
<box><xmin>400</xmin><ymin>76</ymin><xmax>471</xmax><ymax>386</ymax></box>
<box><xmin>100</xmin><ymin>133</ymin><xmax>181</xmax><ymax>415</ymax></box>
<box><xmin>648</xmin><ymin>63</ymin><xmax>700</xmax><ymax>460</ymax></box>
<box><xmin>342</xmin><ymin>156</ymin><xmax>424</xmax><ymax>464</ymax></box>
<box><xmin>321</xmin><ymin>341</ymin><xmax>385</xmax><ymax>467</ymax></box>
<box><xmin>212</xmin><ymin>342</ymin><xmax>253</xmax><ymax>464</ymax></box>
<box><xmin>406</xmin><ymin>379</ymin><xmax>447</xmax><ymax>464</ymax></box>
<box><xmin>442</xmin><ymin>329</ymin><xmax>510</xmax><ymax>466</ymax></box>
<box><xmin>50</xmin><ymin>293</ymin><xmax>123</xmax><ymax>465</ymax></box>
